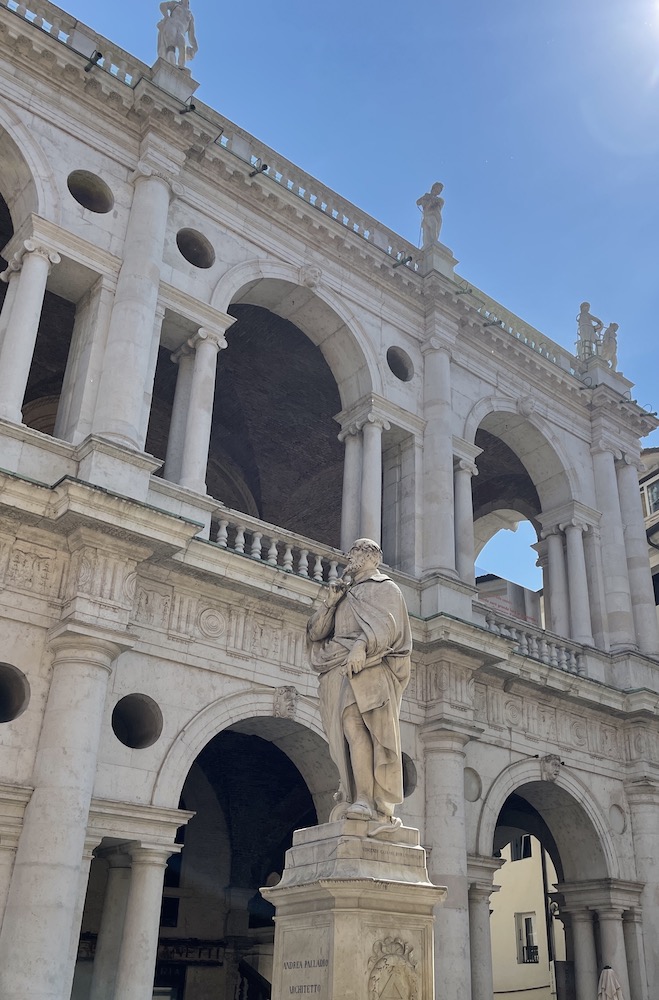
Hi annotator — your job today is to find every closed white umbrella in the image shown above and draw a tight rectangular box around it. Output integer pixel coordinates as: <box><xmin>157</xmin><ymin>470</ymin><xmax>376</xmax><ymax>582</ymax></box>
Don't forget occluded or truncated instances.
<box><xmin>597</xmin><ymin>967</ymin><xmax>624</xmax><ymax>1000</ymax></box>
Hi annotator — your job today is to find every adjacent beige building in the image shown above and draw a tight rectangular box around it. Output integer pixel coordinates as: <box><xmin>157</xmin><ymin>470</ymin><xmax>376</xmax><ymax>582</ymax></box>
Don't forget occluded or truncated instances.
<box><xmin>0</xmin><ymin>3</ymin><xmax>658</xmax><ymax>1000</ymax></box>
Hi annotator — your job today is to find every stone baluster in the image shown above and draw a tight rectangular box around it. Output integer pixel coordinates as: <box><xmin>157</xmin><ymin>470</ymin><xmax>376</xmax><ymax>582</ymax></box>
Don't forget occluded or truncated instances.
<box><xmin>163</xmin><ymin>342</ymin><xmax>195</xmax><ymax>483</ymax></box>
<box><xmin>542</xmin><ymin>526</ymin><xmax>569</xmax><ymax>637</ymax></box>
<box><xmin>112</xmin><ymin>844</ymin><xmax>179</xmax><ymax>1000</ymax></box>
<box><xmin>267</xmin><ymin>538</ymin><xmax>279</xmax><ymax>566</ymax></box>
<box><xmin>338</xmin><ymin>423</ymin><xmax>362</xmax><ymax>550</ymax></box>
<box><xmin>89</xmin><ymin>849</ymin><xmax>132</xmax><ymax>1000</ymax></box>
<box><xmin>0</xmin><ymin>633</ymin><xmax>123</xmax><ymax>1000</ymax></box>
<box><xmin>0</xmin><ymin>240</ymin><xmax>60</xmax><ymax>423</ymax></box>
<box><xmin>297</xmin><ymin>549</ymin><xmax>309</xmax><ymax>576</ymax></box>
<box><xmin>616</xmin><ymin>455</ymin><xmax>659</xmax><ymax>654</ymax></box>
<box><xmin>313</xmin><ymin>554</ymin><xmax>323</xmax><ymax>581</ymax></box>
<box><xmin>560</xmin><ymin>519</ymin><xmax>594</xmax><ymax>645</ymax></box>
<box><xmin>569</xmin><ymin>909</ymin><xmax>599</xmax><ymax>1000</ymax></box>
<box><xmin>454</xmin><ymin>459</ymin><xmax>477</xmax><ymax>585</ymax></box>
<box><xmin>282</xmin><ymin>544</ymin><xmax>294</xmax><ymax>572</ymax></box>
<box><xmin>359</xmin><ymin>413</ymin><xmax>388</xmax><ymax>544</ymax></box>
<box><xmin>216</xmin><ymin>519</ymin><xmax>229</xmax><ymax>547</ymax></box>
<box><xmin>92</xmin><ymin>152</ymin><xmax>182</xmax><ymax>450</ymax></box>
<box><xmin>591</xmin><ymin>442</ymin><xmax>636</xmax><ymax>649</ymax></box>
<box><xmin>422</xmin><ymin>725</ymin><xmax>473</xmax><ymax>1000</ymax></box>
<box><xmin>178</xmin><ymin>328</ymin><xmax>229</xmax><ymax>493</ymax></box>
<box><xmin>597</xmin><ymin>907</ymin><xmax>631</xmax><ymax>1000</ymax></box>
<box><xmin>250</xmin><ymin>532</ymin><xmax>263</xmax><ymax>559</ymax></box>
<box><xmin>422</xmin><ymin>339</ymin><xmax>456</xmax><ymax>575</ymax></box>
<box><xmin>234</xmin><ymin>527</ymin><xmax>245</xmax><ymax>553</ymax></box>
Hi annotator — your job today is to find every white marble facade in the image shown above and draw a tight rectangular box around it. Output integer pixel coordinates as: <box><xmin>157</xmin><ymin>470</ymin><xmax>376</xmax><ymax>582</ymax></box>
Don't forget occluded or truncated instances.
<box><xmin>0</xmin><ymin>4</ymin><xmax>657</xmax><ymax>1000</ymax></box>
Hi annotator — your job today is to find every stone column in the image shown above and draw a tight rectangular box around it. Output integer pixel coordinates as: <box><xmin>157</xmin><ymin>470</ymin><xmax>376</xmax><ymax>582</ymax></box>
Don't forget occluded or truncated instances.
<box><xmin>113</xmin><ymin>844</ymin><xmax>178</xmax><ymax>1000</ymax></box>
<box><xmin>178</xmin><ymin>328</ymin><xmax>228</xmax><ymax>493</ymax></box>
<box><xmin>138</xmin><ymin>303</ymin><xmax>166</xmax><ymax>448</ymax></box>
<box><xmin>92</xmin><ymin>163</ymin><xmax>178</xmax><ymax>450</ymax></box>
<box><xmin>625</xmin><ymin>780</ymin><xmax>659</xmax><ymax>998</ymax></box>
<box><xmin>422</xmin><ymin>339</ymin><xmax>456</xmax><ymax>575</ymax></box>
<box><xmin>616</xmin><ymin>456</ymin><xmax>659</xmax><ymax>654</ymax></box>
<box><xmin>339</xmin><ymin>423</ymin><xmax>363</xmax><ymax>551</ymax></box>
<box><xmin>561</xmin><ymin>519</ymin><xmax>594</xmax><ymax>645</ymax></box>
<box><xmin>591</xmin><ymin>443</ymin><xmax>636</xmax><ymax>648</ymax></box>
<box><xmin>543</xmin><ymin>526</ymin><xmax>569</xmax><ymax>636</ymax></box>
<box><xmin>467</xmin><ymin>859</ymin><xmax>501</xmax><ymax>1000</ymax></box>
<box><xmin>582</xmin><ymin>524</ymin><xmax>610</xmax><ymax>651</ymax></box>
<box><xmin>0</xmin><ymin>259</ymin><xmax>21</xmax><ymax>354</ymax></box>
<box><xmin>89</xmin><ymin>850</ymin><xmax>132</xmax><ymax>1000</ymax></box>
<box><xmin>598</xmin><ymin>907</ymin><xmax>631</xmax><ymax>1000</ymax></box>
<box><xmin>360</xmin><ymin>413</ymin><xmax>388</xmax><ymax>544</ymax></box>
<box><xmin>454</xmin><ymin>459</ymin><xmax>477</xmax><ymax>585</ymax></box>
<box><xmin>422</xmin><ymin>726</ymin><xmax>471</xmax><ymax>1000</ymax></box>
<box><xmin>623</xmin><ymin>910</ymin><xmax>649</xmax><ymax>1000</ymax></box>
<box><xmin>0</xmin><ymin>240</ymin><xmax>60</xmax><ymax>423</ymax></box>
<box><xmin>570</xmin><ymin>909</ymin><xmax>598</xmax><ymax>1000</ymax></box>
<box><xmin>0</xmin><ymin>634</ymin><xmax>121</xmax><ymax>1000</ymax></box>
<box><xmin>163</xmin><ymin>342</ymin><xmax>194</xmax><ymax>484</ymax></box>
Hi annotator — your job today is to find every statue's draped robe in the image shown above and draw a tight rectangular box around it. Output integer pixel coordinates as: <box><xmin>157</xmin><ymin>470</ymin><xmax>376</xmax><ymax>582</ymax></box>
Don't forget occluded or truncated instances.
<box><xmin>307</xmin><ymin>573</ymin><xmax>412</xmax><ymax>814</ymax></box>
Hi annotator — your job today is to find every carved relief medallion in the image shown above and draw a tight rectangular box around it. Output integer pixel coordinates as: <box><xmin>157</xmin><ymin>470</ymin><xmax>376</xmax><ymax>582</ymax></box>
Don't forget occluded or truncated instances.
<box><xmin>368</xmin><ymin>938</ymin><xmax>418</xmax><ymax>1000</ymax></box>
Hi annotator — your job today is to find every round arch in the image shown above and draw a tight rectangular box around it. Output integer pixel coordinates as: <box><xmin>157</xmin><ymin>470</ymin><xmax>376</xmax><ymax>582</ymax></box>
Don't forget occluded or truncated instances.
<box><xmin>211</xmin><ymin>258</ymin><xmax>381</xmax><ymax>407</ymax></box>
<box><xmin>0</xmin><ymin>100</ymin><xmax>61</xmax><ymax>229</ymax></box>
<box><xmin>464</xmin><ymin>395</ymin><xmax>580</xmax><ymax>511</ymax></box>
<box><xmin>475</xmin><ymin>758</ymin><xmax>619</xmax><ymax>881</ymax></box>
<box><xmin>152</xmin><ymin>687</ymin><xmax>337</xmax><ymax>820</ymax></box>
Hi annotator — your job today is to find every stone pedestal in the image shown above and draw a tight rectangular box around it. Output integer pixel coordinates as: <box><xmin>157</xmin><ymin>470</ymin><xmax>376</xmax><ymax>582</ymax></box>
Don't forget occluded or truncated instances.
<box><xmin>262</xmin><ymin>820</ymin><xmax>446</xmax><ymax>1000</ymax></box>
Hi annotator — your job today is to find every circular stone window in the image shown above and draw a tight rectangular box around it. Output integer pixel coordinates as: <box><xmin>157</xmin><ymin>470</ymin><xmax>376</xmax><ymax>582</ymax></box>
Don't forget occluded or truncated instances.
<box><xmin>386</xmin><ymin>346</ymin><xmax>414</xmax><ymax>382</ymax></box>
<box><xmin>176</xmin><ymin>228</ymin><xmax>216</xmax><ymax>269</ymax></box>
<box><xmin>0</xmin><ymin>662</ymin><xmax>30</xmax><ymax>723</ymax></box>
<box><xmin>402</xmin><ymin>752</ymin><xmax>418</xmax><ymax>798</ymax></box>
<box><xmin>67</xmin><ymin>170</ymin><xmax>114</xmax><ymax>214</ymax></box>
<box><xmin>112</xmin><ymin>693</ymin><xmax>163</xmax><ymax>749</ymax></box>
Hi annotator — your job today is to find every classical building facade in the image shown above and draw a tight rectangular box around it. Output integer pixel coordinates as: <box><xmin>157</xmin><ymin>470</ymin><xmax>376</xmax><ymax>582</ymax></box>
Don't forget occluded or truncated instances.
<box><xmin>0</xmin><ymin>3</ymin><xmax>658</xmax><ymax>1000</ymax></box>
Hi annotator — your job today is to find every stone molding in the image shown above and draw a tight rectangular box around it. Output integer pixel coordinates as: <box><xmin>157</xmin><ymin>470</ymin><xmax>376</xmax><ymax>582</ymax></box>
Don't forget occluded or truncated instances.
<box><xmin>87</xmin><ymin>798</ymin><xmax>194</xmax><ymax>848</ymax></box>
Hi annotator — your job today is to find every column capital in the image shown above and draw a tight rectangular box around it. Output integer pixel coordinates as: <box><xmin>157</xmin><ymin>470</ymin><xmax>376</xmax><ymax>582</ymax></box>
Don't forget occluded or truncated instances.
<box><xmin>559</xmin><ymin>518</ymin><xmax>589</xmax><ymax>534</ymax></box>
<box><xmin>541</xmin><ymin>524</ymin><xmax>564</xmax><ymax>540</ymax></box>
<box><xmin>0</xmin><ymin>255</ymin><xmax>23</xmax><ymax>282</ymax></box>
<box><xmin>616</xmin><ymin>452</ymin><xmax>644</xmax><ymax>473</ymax></box>
<box><xmin>467</xmin><ymin>854</ymin><xmax>504</xmax><ymax>891</ymax></box>
<box><xmin>456</xmin><ymin>458</ymin><xmax>478</xmax><ymax>477</ymax></box>
<box><xmin>591</xmin><ymin>439</ymin><xmax>622</xmax><ymax>459</ymax></box>
<box><xmin>356</xmin><ymin>410</ymin><xmax>390</xmax><ymax>433</ymax></box>
<box><xmin>421</xmin><ymin>335</ymin><xmax>452</xmax><ymax>357</ymax></box>
<box><xmin>171</xmin><ymin>341</ymin><xmax>194</xmax><ymax>365</ymax></box>
<box><xmin>188</xmin><ymin>327</ymin><xmax>228</xmax><ymax>352</ymax></box>
<box><xmin>130</xmin><ymin>160</ymin><xmax>184</xmax><ymax>198</ymax></box>
<box><xmin>18</xmin><ymin>239</ymin><xmax>61</xmax><ymax>268</ymax></box>
<box><xmin>128</xmin><ymin>843</ymin><xmax>179</xmax><ymax>867</ymax></box>
<box><xmin>420</xmin><ymin>719</ymin><xmax>481</xmax><ymax>751</ymax></box>
<box><xmin>337</xmin><ymin>421</ymin><xmax>361</xmax><ymax>442</ymax></box>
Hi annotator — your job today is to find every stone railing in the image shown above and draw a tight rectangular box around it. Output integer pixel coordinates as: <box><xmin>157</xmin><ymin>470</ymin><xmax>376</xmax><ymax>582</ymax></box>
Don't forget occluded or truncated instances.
<box><xmin>1</xmin><ymin>0</ymin><xmax>148</xmax><ymax>84</ymax></box>
<box><xmin>479</xmin><ymin>605</ymin><xmax>585</xmax><ymax>675</ymax></box>
<box><xmin>466</xmin><ymin>282</ymin><xmax>577</xmax><ymax>374</ymax></box>
<box><xmin>210</xmin><ymin>506</ymin><xmax>345</xmax><ymax>584</ymax></box>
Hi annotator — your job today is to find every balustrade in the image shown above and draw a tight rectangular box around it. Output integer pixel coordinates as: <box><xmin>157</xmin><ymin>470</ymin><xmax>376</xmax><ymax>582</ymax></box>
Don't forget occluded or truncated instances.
<box><xmin>482</xmin><ymin>607</ymin><xmax>584</xmax><ymax>675</ymax></box>
<box><xmin>211</xmin><ymin>508</ymin><xmax>343</xmax><ymax>584</ymax></box>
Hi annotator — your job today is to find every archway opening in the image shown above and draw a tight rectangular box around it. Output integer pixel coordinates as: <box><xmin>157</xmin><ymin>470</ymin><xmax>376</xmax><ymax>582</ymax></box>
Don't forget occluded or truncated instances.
<box><xmin>74</xmin><ymin>716</ymin><xmax>335</xmax><ymax>1000</ymax></box>
<box><xmin>148</xmin><ymin>303</ymin><xmax>344</xmax><ymax>547</ymax></box>
<box><xmin>490</xmin><ymin>780</ymin><xmax>611</xmax><ymax>1000</ymax></box>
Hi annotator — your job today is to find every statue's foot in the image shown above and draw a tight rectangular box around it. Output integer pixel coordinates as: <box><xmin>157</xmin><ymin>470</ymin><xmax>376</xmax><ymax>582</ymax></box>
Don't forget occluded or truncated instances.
<box><xmin>346</xmin><ymin>798</ymin><xmax>375</xmax><ymax>820</ymax></box>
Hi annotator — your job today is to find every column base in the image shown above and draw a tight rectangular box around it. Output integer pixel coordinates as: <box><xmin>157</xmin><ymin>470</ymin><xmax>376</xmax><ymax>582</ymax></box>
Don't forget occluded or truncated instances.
<box><xmin>262</xmin><ymin>821</ymin><xmax>446</xmax><ymax>1000</ymax></box>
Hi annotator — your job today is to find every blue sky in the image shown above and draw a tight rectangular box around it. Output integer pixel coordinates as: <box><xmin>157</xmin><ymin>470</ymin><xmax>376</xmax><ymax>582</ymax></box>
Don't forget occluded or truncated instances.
<box><xmin>57</xmin><ymin>1</ymin><xmax>659</xmax><ymax>586</ymax></box>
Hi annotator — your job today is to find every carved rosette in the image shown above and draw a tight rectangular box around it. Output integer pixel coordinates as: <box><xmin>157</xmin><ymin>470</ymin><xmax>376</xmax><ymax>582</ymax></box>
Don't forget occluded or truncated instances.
<box><xmin>368</xmin><ymin>938</ymin><xmax>418</xmax><ymax>1000</ymax></box>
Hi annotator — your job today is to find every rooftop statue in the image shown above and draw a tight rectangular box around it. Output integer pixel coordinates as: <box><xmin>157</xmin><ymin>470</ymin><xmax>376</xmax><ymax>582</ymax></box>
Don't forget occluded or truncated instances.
<box><xmin>157</xmin><ymin>0</ymin><xmax>198</xmax><ymax>70</ymax></box>
<box><xmin>307</xmin><ymin>538</ymin><xmax>412</xmax><ymax>827</ymax></box>
<box><xmin>416</xmin><ymin>182</ymin><xmax>444</xmax><ymax>248</ymax></box>
<box><xmin>600</xmin><ymin>322</ymin><xmax>619</xmax><ymax>371</ymax></box>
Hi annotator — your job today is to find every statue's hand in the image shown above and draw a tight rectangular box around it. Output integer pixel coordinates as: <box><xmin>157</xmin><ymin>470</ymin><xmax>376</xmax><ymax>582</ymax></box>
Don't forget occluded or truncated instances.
<box><xmin>345</xmin><ymin>640</ymin><xmax>367</xmax><ymax>677</ymax></box>
<box><xmin>325</xmin><ymin>579</ymin><xmax>347</xmax><ymax>608</ymax></box>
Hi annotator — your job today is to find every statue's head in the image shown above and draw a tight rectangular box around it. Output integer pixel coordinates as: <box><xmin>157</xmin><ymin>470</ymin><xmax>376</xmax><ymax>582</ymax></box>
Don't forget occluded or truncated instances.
<box><xmin>579</xmin><ymin>301</ymin><xmax>590</xmax><ymax>313</ymax></box>
<box><xmin>430</xmin><ymin>181</ymin><xmax>444</xmax><ymax>196</ymax></box>
<box><xmin>346</xmin><ymin>538</ymin><xmax>382</xmax><ymax>572</ymax></box>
